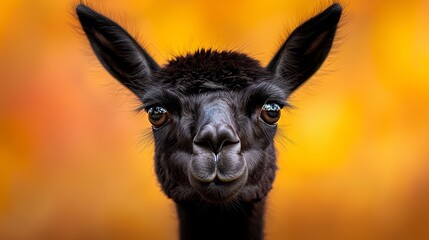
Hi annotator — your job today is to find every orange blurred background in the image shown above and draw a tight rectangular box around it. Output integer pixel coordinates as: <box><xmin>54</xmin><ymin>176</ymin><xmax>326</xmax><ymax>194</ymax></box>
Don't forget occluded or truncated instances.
<box><xmin>1</xmin><ymin>0</ymin><xmax>429</xmax><ymax>239</ymax></box>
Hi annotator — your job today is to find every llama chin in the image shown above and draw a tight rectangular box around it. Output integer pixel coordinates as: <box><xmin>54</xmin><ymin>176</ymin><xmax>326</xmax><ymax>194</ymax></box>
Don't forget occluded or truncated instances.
<box><xmin>76</xmin><ymin>3</ymin><xmax>342</xmax><ymax>240</ymax></box>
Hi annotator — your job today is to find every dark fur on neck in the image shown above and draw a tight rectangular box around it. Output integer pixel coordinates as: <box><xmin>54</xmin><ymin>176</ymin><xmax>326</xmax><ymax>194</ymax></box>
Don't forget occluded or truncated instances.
<box><xmin>176</xmin><ymin>200</ymin><xmax>266</xmax><ymax>240</ymax></box>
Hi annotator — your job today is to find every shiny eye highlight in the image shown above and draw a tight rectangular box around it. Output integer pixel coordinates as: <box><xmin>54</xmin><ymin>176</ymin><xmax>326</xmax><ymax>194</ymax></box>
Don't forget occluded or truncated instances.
<box><xmin>260</xmin><ymin>102</ymin><xmax>281</xmax><ymax>125</ymax></box>
<box><xmin>147</xmin><ymin>106</ymin><xmax>170</xmax><ymax>128</ymax></box>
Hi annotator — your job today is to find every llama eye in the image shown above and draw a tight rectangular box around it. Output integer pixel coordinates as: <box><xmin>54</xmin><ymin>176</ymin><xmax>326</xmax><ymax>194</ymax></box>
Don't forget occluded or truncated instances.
<box><xmin>260</xmin><ymin>103</ymin><xmax>281</xmax><ymax>125</ymax></box>
<box><xmin>148</xmin><ymin>106</ymin><xmax>170</xmax><ymax>128</ymax></box>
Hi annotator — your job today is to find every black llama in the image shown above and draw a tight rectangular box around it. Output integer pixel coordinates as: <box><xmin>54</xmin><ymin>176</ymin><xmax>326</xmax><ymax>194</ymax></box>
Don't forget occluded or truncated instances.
<box><xmin>77</xmin><ymin>3</ymin><xmax>342</xmax><ymax>240</ymax></box>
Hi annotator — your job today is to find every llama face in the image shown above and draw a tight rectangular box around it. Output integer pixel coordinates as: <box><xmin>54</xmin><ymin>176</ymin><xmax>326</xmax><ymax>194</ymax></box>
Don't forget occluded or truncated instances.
<box><xmin>148</xmin><ymin>92</ymin><xmax>280</xmax><ymax>202</ymax></box>
<box><xmin>139</xmin><ymin>50</ymin><xmax>283</xmax><ymax>202</ymax></box>
<box><xmin>77</xmin><ymin>3</ymin><xmax>341</xmax><ymax>203</ymax></box>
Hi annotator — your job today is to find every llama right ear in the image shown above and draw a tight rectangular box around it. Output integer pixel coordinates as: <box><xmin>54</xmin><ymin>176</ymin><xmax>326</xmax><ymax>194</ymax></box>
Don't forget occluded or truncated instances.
<box><xmin>76</xmin><ymin>4</ymin><xmax>159</xmax><ymax>96</ymax></box>
<box><xmin>267</xmin><ymin>3</ymin><xmax>342</xmax><ymax>94</ymax></box>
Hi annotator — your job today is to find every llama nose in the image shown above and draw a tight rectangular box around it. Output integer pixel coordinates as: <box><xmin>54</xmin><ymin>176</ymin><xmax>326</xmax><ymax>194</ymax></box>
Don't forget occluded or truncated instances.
<box><xmin>194</xmin><ymin>123</ymin><xmax>239</xmax><ymax>154</ymax></box>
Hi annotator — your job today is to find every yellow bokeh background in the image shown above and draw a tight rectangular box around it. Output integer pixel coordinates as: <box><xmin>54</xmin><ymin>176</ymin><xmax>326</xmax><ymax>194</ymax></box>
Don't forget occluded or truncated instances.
<box><xmin>1</xmin><ymin>0</ymin><xmax>429</xmax><ymax>239</ymax></box>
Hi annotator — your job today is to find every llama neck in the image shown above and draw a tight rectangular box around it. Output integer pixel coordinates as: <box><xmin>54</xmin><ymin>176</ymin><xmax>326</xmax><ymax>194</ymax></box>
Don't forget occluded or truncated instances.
<box><xmin>175</xmin><ymin>199</ymin><xmax>266</xmax><ymax>240</ymax></box>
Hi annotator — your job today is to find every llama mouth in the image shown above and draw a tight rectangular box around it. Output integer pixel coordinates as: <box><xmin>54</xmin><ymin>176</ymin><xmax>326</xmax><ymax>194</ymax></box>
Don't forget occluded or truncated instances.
<box><xmin>189</xmin><ymin>148</ymin><xmax>248</xmax><ymax>202</ymax></box>
<box><xmin>189</xmin><ymin>167</ymin><xmax>248</xmax><ymax>203</ymax></box>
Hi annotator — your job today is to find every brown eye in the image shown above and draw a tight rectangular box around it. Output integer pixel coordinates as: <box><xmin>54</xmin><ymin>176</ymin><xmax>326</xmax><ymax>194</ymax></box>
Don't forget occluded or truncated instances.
<box><xmin>260</xmin><ymin>103</ymin><xmax>281</xmax><ymax>125</ymax></box>
<box><xmin>148</xmin><ymin>106</ymin><xmax>170</xmax><ymax>128</ymax></box>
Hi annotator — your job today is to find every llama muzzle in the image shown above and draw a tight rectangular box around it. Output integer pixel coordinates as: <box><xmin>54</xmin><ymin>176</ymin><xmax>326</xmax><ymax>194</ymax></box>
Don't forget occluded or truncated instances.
<box><xmin>189</xmin><ymin>115</ymin><xmax>248</xmax><ymax>202</ymax></box>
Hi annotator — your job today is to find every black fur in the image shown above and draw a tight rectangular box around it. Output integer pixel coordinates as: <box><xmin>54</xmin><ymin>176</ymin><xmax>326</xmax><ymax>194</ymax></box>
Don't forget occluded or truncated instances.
<box><xmin>157</xmin><ymin>49</ymin><xmax>270</xmax><ymax>94</ymax></box>
<box><xmin>76</xmin><ymin>3</ymin><xmax>342</xmax><ymax>240</ymax></box>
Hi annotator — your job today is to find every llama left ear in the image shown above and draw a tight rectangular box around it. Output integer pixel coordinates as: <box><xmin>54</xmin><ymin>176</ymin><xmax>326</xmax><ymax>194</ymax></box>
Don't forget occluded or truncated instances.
<box><xmin>267</xmin><ymin>3</ymin><xmax>342</xmax><ymax>94</ymax></box>
<box><xmin>76</xmin><ymin>4</ymin><xmax>159</xmax><ymax>97</ymax></box>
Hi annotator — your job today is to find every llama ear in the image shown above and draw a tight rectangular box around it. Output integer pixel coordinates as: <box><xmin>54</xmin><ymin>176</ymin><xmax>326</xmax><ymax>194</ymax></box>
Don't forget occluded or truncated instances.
<box><xmin>76</xmin><ymin>4</ymin><xmax>159</xmax><ymax>96</ymax></box>
<box><xmin>267</xmin><ymin>3</ymin><xmax>342</xmax><ymax>94</ymax></box>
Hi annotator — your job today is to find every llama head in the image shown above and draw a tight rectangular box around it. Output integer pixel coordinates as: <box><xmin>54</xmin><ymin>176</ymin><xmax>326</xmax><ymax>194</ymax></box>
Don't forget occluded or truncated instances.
<box><xmin>77</xmin><ymin>4</ymin><xmax>342</xmax><ymax>203</ymax></box>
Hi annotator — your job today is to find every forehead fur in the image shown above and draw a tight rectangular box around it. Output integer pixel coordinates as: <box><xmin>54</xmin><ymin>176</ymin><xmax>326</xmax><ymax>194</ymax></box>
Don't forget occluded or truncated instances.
<box><xmin>155</xmin><ymin>49</ymin><xmax>270</xmax><ymax>94</ymax></box>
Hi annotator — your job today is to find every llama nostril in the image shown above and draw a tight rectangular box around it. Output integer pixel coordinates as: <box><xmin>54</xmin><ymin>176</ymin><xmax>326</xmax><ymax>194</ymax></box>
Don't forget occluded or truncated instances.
<box><xmin>216</xmin><ymin>139</ymin><xmax>237</xmax><ymax>153</ymax></box>
<box><xmin>194</xmin><ymin>123</ymin><xmax>239</xmax><ymax>154</ymax></box>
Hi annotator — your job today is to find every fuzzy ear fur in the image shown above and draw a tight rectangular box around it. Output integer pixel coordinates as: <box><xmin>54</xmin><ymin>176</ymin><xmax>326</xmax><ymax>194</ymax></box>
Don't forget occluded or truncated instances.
<box><xmin>267</xmin><ymin>3</ymin><xmax>342</xmax><ymax>94</ymax></box>
<box><xmin>76</xmin><ymin>4</ymin><xmax>159</xmax><ymax>96</ymax></box>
